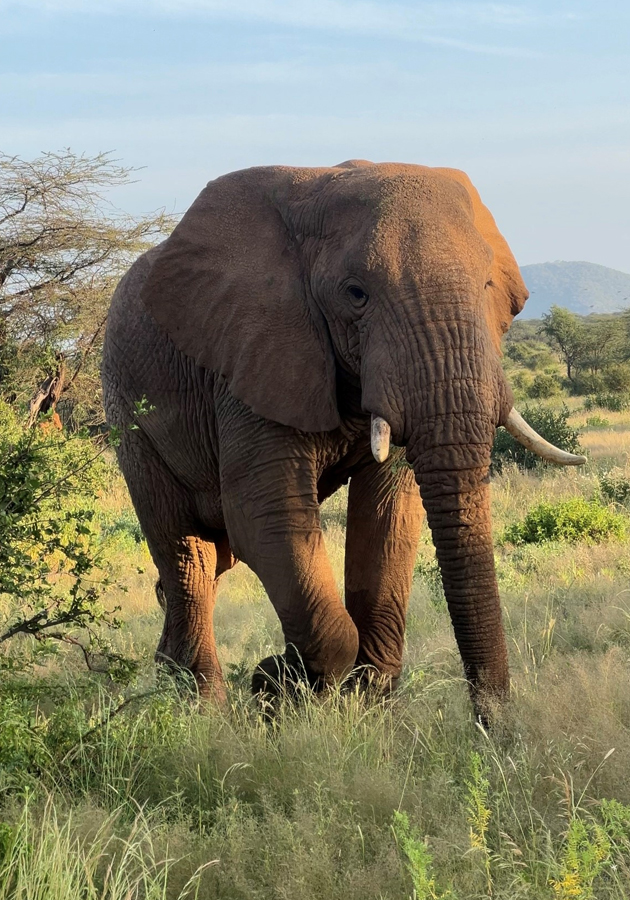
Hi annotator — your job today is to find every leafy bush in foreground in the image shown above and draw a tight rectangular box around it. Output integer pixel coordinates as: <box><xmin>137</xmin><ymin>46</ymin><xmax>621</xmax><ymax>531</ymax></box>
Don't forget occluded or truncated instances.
<box><xmin>502</xmin><ymin>498</ymin><xmax>626</xmax><ymax>546</ymax></box>
<box><xmin>0</xmin><ymin>401</ymin><xmax>134</xmax><ymax>679</ymax></box>
<box><xmin>492</xmin><ymin>404</ymin><xmax>583</xmax><ymax>472</ymax></box>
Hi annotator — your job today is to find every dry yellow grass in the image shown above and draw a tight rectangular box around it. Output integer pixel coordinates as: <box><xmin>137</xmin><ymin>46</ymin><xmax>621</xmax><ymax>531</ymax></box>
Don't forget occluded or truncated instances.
<box><xmin>580</xmin><ymin>427</ymin><xmax>630</xmax><ymax>462</ymax></box>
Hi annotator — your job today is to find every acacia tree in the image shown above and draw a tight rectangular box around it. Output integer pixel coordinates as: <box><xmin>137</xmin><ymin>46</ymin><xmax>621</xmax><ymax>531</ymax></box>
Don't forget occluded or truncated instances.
<box><xmin>539</xmin><ymin>306</ymin><xmax>588</xmax><ymax>383</ymax></box>
<box><xmin>540</xmin><ymin>306</ymin><xmax>627</xmax><ymax>390</ymax></box>
<box><xmin>582</xmin><ymin>317</ymin><xmax>624</xmax><ymax>375</ymax></box>
<box><xmin>0</xmin><ymin>150</ymin><xmax>174</xmax><ymax>425</ymax></box>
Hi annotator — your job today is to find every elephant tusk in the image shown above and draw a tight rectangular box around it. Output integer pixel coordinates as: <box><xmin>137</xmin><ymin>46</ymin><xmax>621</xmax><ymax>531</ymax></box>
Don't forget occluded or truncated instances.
<box><xmin>371</xmin><ymin>415</ymin><xmax>391</xmax><ymax>463</ymax></box>
<box><xmin>504</xmin><ymin>407</ymin><xmax>587</xmax><ymax>466</ymax></box>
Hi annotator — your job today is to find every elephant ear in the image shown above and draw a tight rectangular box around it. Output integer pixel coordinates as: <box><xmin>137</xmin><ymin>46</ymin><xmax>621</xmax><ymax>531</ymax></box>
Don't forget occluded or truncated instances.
<box><xmin>140</xmin><ymin>166</ymin><xmax>340</xmax><ymax>432</ymax></box>
<box><xmin>434</xmin><ymin>167</ymin><xmax>529</xmax><ymax>344</ymax></box>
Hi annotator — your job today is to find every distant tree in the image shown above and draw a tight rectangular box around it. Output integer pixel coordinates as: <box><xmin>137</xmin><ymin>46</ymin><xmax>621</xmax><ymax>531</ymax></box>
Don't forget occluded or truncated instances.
<box><xmin>582</xmin><ymin>317</ymin><xmax>624</xmax><ymax>375</ymax></box>
<box><xmin>0</xmin><ymin>150</ymin><xmax>174</xmax><ymax>425</ymax></box>
<box><xmin>603</xmin><ymin>362</ymin><xmax>630</xmax><ymax>393</ymax></box>
<box><xmin>619</xmin><ymin>309</ymin><xmax>630</xmax><ymax>363</ymax></box>
<box><xmin>539</xmin><ymin>307</ymin><xmax>588</xmax><ymax>383</ymax></box>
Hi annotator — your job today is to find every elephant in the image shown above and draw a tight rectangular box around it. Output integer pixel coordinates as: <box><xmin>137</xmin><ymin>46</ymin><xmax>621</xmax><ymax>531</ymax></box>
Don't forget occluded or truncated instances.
<box><xmin>101</xmin><ymin>159</ymin><xmax>585</xmax><ymax>717</ymax></box>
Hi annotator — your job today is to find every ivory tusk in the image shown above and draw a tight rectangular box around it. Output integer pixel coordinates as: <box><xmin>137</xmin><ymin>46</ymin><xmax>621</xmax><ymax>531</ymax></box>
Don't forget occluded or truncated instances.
<box><xmin>371</xmin><ymin>415</ymin><xmax>391</xmax><ymax>463</ymax></box>
<box><xmin>504</xmin><ymin>407</ymin><xmax>587</xmax><ymax>466</ymax></box>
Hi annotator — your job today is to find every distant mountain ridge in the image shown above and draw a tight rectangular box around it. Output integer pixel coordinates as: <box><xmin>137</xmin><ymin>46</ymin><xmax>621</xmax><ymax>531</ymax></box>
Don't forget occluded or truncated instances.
<box><xmin>518</xmin><ymin>261</ymin><xmax>630</xmax><ymax>319</ymax></box>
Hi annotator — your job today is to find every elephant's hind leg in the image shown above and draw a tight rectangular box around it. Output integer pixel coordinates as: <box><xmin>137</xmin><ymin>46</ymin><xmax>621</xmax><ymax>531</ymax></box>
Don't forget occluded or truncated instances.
<box><xmin>153</xmin><ymin>535</ymin><xmax>228</xmax><ymax>701</ymax></box>
<box><xmin>116</xmin><ymin>428</ymin><xmax>228</xmax><ymax>702</ymax></box>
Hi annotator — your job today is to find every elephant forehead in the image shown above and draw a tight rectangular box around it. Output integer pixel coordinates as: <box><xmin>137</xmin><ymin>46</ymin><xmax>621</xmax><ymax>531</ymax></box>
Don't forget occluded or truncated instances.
<box><xmin>364</xmin><ymin>193</ymin><xmax>489</xmax><ymax>282</ymax></box>
<box><xmin>303</xmin><ymin>168</ymin><xmax>483</xmax><ymax>279</ymax></box>
<box><xmin>324</xmin><ymin>163</ymin><xmax>474</xmax><ymax>218</ymax></box>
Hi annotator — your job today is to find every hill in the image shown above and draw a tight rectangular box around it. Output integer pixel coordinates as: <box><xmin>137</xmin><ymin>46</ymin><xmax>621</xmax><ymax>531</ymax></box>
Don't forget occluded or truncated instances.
<box><xmin>519</xmin><ymin>261</ymin><xmax>630</xmax><ymax>319</ymax></box>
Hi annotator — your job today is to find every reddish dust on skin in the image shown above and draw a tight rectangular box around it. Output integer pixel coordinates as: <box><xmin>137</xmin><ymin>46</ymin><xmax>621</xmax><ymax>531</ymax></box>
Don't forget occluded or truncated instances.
<box><xmin>102</xmin><ymin>160</ymin><xmax>579</xmax><ymax>715</ymax></box>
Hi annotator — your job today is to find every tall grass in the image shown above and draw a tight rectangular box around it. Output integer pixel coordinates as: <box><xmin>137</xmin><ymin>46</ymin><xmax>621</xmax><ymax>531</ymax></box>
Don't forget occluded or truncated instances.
<box><xmin>0</xmin><ymin>795</ymin><xmax>215</xmax><ymax>899</ymax></box>
<box><xmin>2</xmin><ymin>427</ymin><xmax>630</xmax><ymax>897</ymax></box>
<box><xmin>1</xmin><ymin>666</ymin><xmax>630</xmax><ymax>898</ymax></box>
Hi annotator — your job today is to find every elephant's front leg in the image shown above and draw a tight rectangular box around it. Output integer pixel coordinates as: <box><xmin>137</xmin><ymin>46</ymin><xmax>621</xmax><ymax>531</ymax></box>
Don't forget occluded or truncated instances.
<box><xmin>345</xmin><ymin>451</ymin><xmax>424</xmax><ymax>687</ymax></box>
<box><xmin>218</xmin><ymin>412</ymin><xmax>359</xmax><ymax>698</ymax></box>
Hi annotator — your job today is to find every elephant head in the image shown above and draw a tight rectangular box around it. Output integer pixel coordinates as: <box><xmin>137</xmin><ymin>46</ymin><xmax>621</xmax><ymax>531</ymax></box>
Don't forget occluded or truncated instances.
<box><xmin>141</xmin><ymin>160</ymin><xmax>584</xmax><ymax>702</ymax></box>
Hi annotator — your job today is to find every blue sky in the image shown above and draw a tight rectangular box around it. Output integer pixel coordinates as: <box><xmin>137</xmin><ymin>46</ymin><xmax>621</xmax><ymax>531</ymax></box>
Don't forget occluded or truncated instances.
<box><xmin>1</xmin><ymin>1</ymin><xmax>628</xmax><ymax>271</ymax></box>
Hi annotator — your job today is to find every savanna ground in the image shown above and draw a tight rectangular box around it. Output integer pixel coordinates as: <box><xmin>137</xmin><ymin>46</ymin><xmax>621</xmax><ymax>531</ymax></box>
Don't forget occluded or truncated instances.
<box><xmin>2</xmin><ymin>395</ymin><xmax>630</xmax><ymax>900</ymax></box>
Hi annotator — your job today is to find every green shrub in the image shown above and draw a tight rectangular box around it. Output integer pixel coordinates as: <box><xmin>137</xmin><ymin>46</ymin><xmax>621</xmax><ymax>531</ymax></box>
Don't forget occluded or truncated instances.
<box><xmin>571</xmin><ymin>372</ymin><xmax>607</xmax><ymax>396</ymax></box>
<box><xmin>508</xmin><ymin>371</ymin><xmax>532</xmax><ymax>400</ymax></box>
<box><xmin>502</xmin><ymin>498</ymin><xmax>626</xmax><ymax>546</ymax></box>
<box><xmin>585</xmin><ymin>415</ymin><xmax>610</xmax><ymax>428</ymax></box>
<box><xmin>603</xmin><ymin>363</ymin><xmax>630</xmax><ymax>393</ymax></box>
<box><xmin>100</xmin><ymin>507</ymin><xmax>145</xmax><ymax>551</ymax></box>
<box><xmin>508</xmin><ymin>371</ymin><xmax>530</xmax><ymax>390</ymax></box>
<box><xmin>0</xmin><ymin>400</ymin><xmax>135</xmax><ymax>679</ymax></box>
<box><xmin>526</xmin><ymin>373</ymin><xmax>561</xmax><ymax>399</ymax></box>
<box><xmin>599</xmin><ymin>468</ymin><xmax>630</xmax><ymax>505</ymax></box>
<box><xmin>584</xmin><ymin>392</ymin><xmax>630</xmax><ymax>412</ymax></box>
<box><xmin>505</xmin><ymin>341</ymin><xmax>555</xmax><ymax>371</ymax></box>
<box><xmin>492</xmin><ymin>404</ymin><xmax>583</xmax><ymax>472</ymax></box>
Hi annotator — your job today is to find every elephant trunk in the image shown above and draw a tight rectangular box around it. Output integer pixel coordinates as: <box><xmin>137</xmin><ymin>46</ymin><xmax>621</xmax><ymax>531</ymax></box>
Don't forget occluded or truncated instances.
<box><xmin>363</xmin><ymin>304</ymin><xmax>585</xmax><ymax>713</ymax></box>
<box><xmin>409</xmin><ymin>438</ymin><xmax>509</xmax><ymax>704</ymax></box>
<box><xmin>403</xmin><ymin>314</ymin><xmax>512</xmax><ymax>710</ymax></box>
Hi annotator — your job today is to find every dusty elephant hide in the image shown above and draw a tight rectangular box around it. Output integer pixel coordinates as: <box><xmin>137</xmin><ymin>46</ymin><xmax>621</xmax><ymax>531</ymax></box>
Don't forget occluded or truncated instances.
<box><xmin>102</xmin><ymin>159</ymin><xmax>580</xmax><ymax>718</ymax></box>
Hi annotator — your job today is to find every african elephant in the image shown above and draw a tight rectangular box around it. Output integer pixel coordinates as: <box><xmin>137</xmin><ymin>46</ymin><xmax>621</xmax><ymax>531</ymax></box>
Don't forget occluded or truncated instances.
<box><xmin>101</xmin><ymin>160</ymin><xmax>584</xmax><ymax>717</ymax></box>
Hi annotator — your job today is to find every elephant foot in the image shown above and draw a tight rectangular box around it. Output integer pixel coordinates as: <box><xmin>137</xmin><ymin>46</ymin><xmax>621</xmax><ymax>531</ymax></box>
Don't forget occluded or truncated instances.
<box><xmin>345</xmin><ymin>665</ymin><xmax>401</xmax><ymax>699</ymax></box>
<box><xmin>251</xmin><ymin>647</ymin><xmax>323</xmax><ymax>708</ymax></box>
<box><xmin>155</xmin><ymin>644</ymin><xmax>227</xmax><ymax>705</ymax></box>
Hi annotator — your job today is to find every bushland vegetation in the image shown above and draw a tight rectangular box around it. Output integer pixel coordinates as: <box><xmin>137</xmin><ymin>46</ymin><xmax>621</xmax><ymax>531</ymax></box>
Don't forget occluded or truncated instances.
<box><xmin>505</xmin><ymin>306</ymin><xmax>630</xmax><ymax>403</ymax></box>
<box><xmin>1</xmin><ymin>152</ymin><xmax>630</xmax><ymax>899</ymax></box>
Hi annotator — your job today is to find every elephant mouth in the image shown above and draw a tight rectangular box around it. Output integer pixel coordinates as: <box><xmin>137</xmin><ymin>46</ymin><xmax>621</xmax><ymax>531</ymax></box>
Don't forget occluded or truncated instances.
<box><xmin>370</xmin><ymin>409</ymin><xmax>587</xmax><ymax>467</ymax></box>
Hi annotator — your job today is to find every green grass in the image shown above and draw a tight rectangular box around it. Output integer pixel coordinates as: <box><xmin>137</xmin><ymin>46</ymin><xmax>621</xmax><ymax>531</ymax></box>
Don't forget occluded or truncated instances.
<box><xmin>1</xmin><ymin>671</ymin><xmax>630</xmax><ymax>898</ymax></box>
<box><xmin>3</xmin><ymin>433</ymin><xmax>630</xmax><ymax>897</ymax></box>
<box><xmin>0</xmin><ymin>795</ymin><xmax>216</xmax><ymax>899</ymax></box>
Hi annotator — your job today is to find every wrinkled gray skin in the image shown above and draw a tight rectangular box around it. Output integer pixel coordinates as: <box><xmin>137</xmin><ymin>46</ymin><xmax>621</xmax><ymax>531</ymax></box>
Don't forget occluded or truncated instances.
<box><xmin>102</xmin><ymin>160</ymin><xmax>528</xmax><ymax>716</ymax></box>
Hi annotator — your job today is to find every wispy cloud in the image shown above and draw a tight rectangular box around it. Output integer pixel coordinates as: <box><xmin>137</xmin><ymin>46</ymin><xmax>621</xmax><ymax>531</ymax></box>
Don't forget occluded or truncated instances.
<box><xmin>0</xmin><ymin>0</ymin><xmax>577</xmax><ymax>56</ymax></box>
<box><xmin>0</xmin><ymin>61</ymin><xmax>336</xmax><ymax>93</ymax></box>
<box><xmin>4</xmin><ymin>104</ymin><xmax>627</xmax><ymax>161</ymax></box>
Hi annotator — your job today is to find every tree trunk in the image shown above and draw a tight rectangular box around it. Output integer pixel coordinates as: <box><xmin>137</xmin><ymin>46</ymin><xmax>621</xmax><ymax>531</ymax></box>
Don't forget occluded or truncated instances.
<box><xmin>28</xmin><ymin>356</ymin><xmax>66</xmax><ymax>428</ymax></box>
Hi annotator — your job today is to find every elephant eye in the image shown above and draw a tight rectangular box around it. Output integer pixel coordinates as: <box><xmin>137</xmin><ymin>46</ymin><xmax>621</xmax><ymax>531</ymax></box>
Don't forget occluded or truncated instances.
<box><xmin>347</xmin><ymin>284</ymin><xmax>369</xmax><ymax>306</ymax></box>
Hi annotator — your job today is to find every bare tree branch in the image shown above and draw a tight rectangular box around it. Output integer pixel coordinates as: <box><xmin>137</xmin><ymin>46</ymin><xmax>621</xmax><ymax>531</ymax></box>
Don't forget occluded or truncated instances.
<box><xmin>0</xmin><ymin>149</ymin><xmax>175</xmax><ymax>424</ymax></box>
